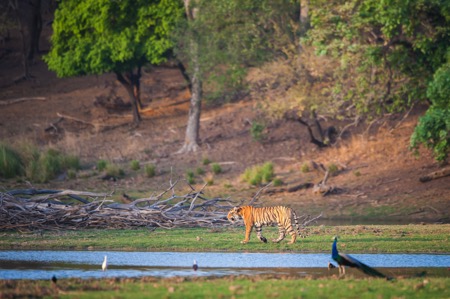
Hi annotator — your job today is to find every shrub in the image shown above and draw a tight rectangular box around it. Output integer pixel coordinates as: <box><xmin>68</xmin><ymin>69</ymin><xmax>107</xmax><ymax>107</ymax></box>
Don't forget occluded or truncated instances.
<box><xmin>105</xmin><ymin>164</ymin><xmax>124</xmax><ymax>178</ymax></box>
<box><xmin>301</xmin><ymin>163</ymin><xmax>310</xmax><ymax>173</ymax></box>
<box><xmin>186</xmin><ymin>170</ymin><xmax>195</xmax><ymax>184</ymax></box>
<box><xmin>130</xmin><ymin>160</ymin><xmax>140</xmax><ymax>171</ymax></box>
<box><xmin>250</xmin><ymin>121</ymin><xmax>265</xmax><ymax>141</ymax></box>
<box><xmin>328</xmin><ymin>163</ymin><xmax>339</xmax><ymax>175</ymax></box>
<box><xmin>202</xmin><ymin>157</ymin><xmax>211</xmax><ymax>165</ymax></box>
<box><xmin>242</xmin><ymin>162</ymin><xmax>275</xmax><ymax>186</ymax></box>
<box><xmin>63</xmin><ymin>154</ymin><xmax>81</xmax><ymax>170</ymax></box>
<box><xmin>205</xmin><ymin>174</ymin><xmax>214</xmax><ymax>186</ymax></box>
<box><xmin>272</xmin><ymin>178</ymin><xmax>283</xmax><ymax>187</ymax></box>
<box><xmin>97</xmin><ymin>159</ymin><xmax>108</xmax><ymax>171</ymax></box>
<box><xmin>0</xmin><ymin>143</ymin><xmax>23</xmax><ymax>178</ymax></box>
<box><xmin>145</xmin><ymin>164</ymin><xmax>156</xmax><ymax>178</ymax></box>
<box><xmin>261</xmin><ymin>162</ymin><xmax>274</xmax><ymax>182</ymax></box>
<box><xmin>0</xmin><ymin>142</ymin><xmax>82</xmax><ymax>182</ymax></box>
<box><xmin>211</xmin><ymin>163</ymin><xmax>222</xmax><ymax>174</ymax></box>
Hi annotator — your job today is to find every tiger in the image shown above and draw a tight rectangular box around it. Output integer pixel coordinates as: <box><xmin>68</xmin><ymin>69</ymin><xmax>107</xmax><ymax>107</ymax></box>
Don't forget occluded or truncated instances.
<box><xmin>227</xmin><ymin>206</ymin><xmax>304</xmax><ymax>244</ymax></box>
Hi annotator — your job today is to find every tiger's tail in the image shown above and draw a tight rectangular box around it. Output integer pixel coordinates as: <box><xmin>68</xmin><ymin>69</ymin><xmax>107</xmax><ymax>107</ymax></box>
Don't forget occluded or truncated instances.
<box><xmin>292</xmin><ymin>209</ymin><xmax>307</xmax><ymax>238</ymax></box>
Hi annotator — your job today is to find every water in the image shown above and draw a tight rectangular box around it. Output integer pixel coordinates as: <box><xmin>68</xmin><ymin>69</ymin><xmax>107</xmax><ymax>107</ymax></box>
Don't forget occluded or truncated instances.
<box><xmin>0</xmin><ymin>251</ymin><xmax>449</xmax><ymax>280</ymax></box>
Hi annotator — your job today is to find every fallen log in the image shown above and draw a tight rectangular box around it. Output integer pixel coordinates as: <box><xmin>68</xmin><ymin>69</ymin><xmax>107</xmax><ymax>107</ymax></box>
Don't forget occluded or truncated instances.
<box><xmin>419</xmin><ymin>167</ymin><xmax>450</xmax><ymax>182</ymax></box>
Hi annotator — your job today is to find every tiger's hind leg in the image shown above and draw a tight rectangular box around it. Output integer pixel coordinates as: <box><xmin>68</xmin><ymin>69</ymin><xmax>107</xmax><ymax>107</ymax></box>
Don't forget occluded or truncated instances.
<box><xmin>287</xmin><ymin>226</ymin><xmax>297</xmax><ymax>244</ymax></box>
<box><xmin>255</xmin><ymin>224</ymin><xmax>267</xmax><ymax>243</ymax></box>
<box><xmin>272</xmin><ymin>225</ymin><xmax>286</xmax><ymax>243</ymax></box>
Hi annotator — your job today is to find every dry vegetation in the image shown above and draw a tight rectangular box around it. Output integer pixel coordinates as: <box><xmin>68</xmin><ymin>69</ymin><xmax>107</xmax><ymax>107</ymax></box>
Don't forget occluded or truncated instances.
<box><xmin>0</xmin><ymin>26</ymin><xmax>449</xmax><ymax>225</ymax></box>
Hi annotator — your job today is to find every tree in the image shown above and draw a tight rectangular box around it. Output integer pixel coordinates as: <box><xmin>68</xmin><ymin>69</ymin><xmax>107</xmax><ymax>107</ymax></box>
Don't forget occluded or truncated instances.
<box><xmin>9</xmin><ymin>0</ymin><xmax>42</xmax><ymax>81</ymax></box>
<box><xmin>176</xmin><ymin>0</ymin><xmax>202</xmax><ymax>153</ymax></box>
<box><xmin>175</xmin><ymin>0</ymin><xmax>300</xmax><ymax>152</ymax></box>
<box><xmin>410</xmin><ymin>60</ymin><xmax>450</xmax><ymax>163</ymax></box>
<box><xmin>45</xmin><ymin>0</ymin><xmax>183</xmax><ymax>125</ymax></box>
<box><xmin>306</xmin><ymin>0</ymin><xmax>449</xmax><ymax>116</ymax></box>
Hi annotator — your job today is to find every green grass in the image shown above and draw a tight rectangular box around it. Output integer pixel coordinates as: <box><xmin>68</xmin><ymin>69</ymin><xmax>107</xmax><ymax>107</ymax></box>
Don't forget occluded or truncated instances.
<box><xmin>1</xmin><ymin>276</ymin><xmax>449</xmax><ymax>299</ymax></box>
<box><xmin>0</xmin><ymin>225</ymin><xmax>448</xmax><ymax>253</ymax></box>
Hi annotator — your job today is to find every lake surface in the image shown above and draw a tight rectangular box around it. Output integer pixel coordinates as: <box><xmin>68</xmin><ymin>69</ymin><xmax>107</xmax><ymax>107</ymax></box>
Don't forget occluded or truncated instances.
<box><xmin>0</xmin><ymin>251</ymin><xmax>449</xmax><ymax>280</ymax></box>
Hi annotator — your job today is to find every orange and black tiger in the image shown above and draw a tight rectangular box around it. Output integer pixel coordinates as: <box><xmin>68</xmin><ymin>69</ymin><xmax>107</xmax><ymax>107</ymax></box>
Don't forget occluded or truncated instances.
<box><xmin>227</xmin><ymin>206</ymin><xmax>304</xmax><ymax>244</ymax></box>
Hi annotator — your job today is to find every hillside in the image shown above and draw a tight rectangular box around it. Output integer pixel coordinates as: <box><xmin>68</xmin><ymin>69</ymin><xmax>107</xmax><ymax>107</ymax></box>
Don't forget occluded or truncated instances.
<box><xmin>0</xmin><ymin>28</ymin><xmax>449</xmax><ymax>224</ymax></box>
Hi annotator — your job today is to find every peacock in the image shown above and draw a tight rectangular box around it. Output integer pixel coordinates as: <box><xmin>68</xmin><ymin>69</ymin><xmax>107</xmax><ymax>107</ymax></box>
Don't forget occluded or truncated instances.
<box><xmin>332</xmin><ymin>236</ymin><xmax>388</xmax><ymax>278</ymax></box>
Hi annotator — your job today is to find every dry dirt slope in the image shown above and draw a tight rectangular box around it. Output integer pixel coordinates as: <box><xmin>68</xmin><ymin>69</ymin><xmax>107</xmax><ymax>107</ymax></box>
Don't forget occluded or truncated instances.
<box><xmin>0</xmin><ymin>31</ymin><xmax>449</xmax><ymax>223</ymax></box>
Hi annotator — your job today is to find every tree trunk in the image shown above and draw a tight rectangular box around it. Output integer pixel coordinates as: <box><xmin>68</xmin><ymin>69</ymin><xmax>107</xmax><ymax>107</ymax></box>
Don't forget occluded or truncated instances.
<box><xmin>299</xmin><ymin>0</ymin><xmax>310</xmax><ymax>34</ymax></box>
<box><xmin>11</xmin><ymin>0</ymin><xmax>42</xmax><ymax>80</ymax></box>
<box><xmin>177</xmin><ymin>0</ymin><xmax>202</xmax><ymax>153</ymax></box>
<box><xmin>177</xmin><ymin>44</ymin><xmax>201</xmax><ymax>153</ymax></box>
<box><xmin>115</xmin><ymin>71</ymin><xmax>142</xmax><ymax>125</ymax></box>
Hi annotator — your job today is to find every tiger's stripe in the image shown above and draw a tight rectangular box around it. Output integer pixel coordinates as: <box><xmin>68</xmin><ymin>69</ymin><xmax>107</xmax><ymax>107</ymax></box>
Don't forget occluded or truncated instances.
<box><xmin>227</xmin><ymin>206</ymin><xmax>303</xmax><ymax>244</ymax></box>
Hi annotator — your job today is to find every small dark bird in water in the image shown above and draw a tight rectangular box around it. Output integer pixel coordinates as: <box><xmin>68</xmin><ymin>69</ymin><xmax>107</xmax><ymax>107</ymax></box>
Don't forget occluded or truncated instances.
<box><xmin>193</xmin><ymin>260</ymin><xmax>198</xmax><ymax>271</ymax></box>
<box><xmin>328</xmin><ymin>262</ymin><xmax>337</xmax><ymax>270</ymax></box>
<box><xmin>332</xmin><ymin>236</ymin><xmax>388</xmax><ymax>279</ymax></box>
<box><xmin>51</xmin><ymin>275</ymin><xmax>57</xmax><ymax>284</ymax></box>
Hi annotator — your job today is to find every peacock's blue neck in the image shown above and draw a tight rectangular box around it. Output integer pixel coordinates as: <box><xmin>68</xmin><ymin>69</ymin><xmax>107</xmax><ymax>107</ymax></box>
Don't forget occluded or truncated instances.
<box><xmin>332</xmin><ymin>238</ymin><xmax>339</xmax><ymax>259</ymax></box>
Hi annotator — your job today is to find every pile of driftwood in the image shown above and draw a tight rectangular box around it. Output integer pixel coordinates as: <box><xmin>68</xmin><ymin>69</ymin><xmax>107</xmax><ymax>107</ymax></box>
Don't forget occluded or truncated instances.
<box><xmin>0</xmin><ymin>183</ymin><xmax>234</xmax><ymax>231</ymax></box>
<box><xmin>1</xmin><ymin>181</ymin><xmax>322</xmax><ymax>232</ymax></box>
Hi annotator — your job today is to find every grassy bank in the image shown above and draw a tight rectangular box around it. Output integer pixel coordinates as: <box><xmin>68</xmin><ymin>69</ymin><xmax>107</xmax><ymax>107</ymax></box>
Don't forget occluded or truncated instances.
<box><xmin>1</xmin><ymin>224</ymin><xmax>449</xmax><ymax>253</ymax></box>
<box><xmin>1</xmin><ymin>276</ymin><xmax>449</xmax><ymax>299</ymax></box>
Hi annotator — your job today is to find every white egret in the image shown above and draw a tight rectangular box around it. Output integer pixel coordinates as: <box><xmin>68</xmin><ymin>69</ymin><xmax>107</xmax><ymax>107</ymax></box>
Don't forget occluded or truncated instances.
<box><xmin>102</xmin><ymin>255</ymin><xmax>108</xmax><ymax>271</ymax></box>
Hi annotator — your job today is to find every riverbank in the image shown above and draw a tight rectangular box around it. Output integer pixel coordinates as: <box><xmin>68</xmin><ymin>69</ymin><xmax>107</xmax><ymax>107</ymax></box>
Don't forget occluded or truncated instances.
<box><xmin>1</xmin><ymin>225</ymin><xmax>449</xmax><ymax>253</ymax></box>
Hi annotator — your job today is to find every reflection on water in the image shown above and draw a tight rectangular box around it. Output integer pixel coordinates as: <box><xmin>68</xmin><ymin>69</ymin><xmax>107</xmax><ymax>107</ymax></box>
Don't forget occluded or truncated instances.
<box><xmin>0</xmin><ymin>251</ymin><xmax>449</xmax><ymax>280</ymax></box>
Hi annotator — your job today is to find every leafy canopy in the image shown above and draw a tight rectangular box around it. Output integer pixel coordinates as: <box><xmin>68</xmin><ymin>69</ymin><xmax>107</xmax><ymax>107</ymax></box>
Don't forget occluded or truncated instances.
<box><xmin>174</xmin><ymin>0</ymin><xmax>299</xmax><ymax>102</ymax></box>
<box><xmin>45</xmin><ymin>0</ymin><xmax>183</xmax><ymax>77</ymax></box>
<box><xmin>307</xmin><ymin>0</ymin><xmax>449</xmax><ymax>115</ymax></box>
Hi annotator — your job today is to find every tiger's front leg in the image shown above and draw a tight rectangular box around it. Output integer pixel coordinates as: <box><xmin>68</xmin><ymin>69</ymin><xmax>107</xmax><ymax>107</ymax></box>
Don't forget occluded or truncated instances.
<box><xmin>255</xmin><ymin>224</ymin><xmax>268</xmax><ymax>243</ymax></box>
<box><xmin>241</xmin><ymin>224</ymin><xmax>253</xmax><ymax>244</ymax></box>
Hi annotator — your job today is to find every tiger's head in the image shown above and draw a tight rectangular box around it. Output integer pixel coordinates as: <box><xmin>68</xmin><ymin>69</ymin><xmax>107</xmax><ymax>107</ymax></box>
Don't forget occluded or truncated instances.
<box><xmin>227</xmin><ymin>206</ymin><xmax>242</xmax><ymax>223</ymax></box>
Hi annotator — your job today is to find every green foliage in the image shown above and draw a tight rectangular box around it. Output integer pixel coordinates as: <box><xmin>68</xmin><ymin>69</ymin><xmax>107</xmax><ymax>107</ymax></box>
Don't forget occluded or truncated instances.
<box><xmin>327</xmin><ymin>163</ymin><xmax>339</xmax><ymax>175</ymax></box>
<box><xmin>30</xmin><ymin>149</ymin><xmax>63</xmax><ymax>183</ymax></box>
<box><xmin>130</xmin><ymin>160</ymin><xmax>140</xmax><ymax>171</ymax></box>
<box><xmin>175</xmin><ymin>0</ymin><xmax>299</xmax><ymax>103</ymax></box>
<box><xmin>0</xmin><ymin>144</ymin><xmax>23</xmax><ymax>178</ymax></box>
<box><xmin>186</xmin><ymin>170</ymin><xmax>195</xmax><ymax>184</ymax></box>
<box><xmin>242</xmin><ymin>162</ymin><xmax>275</xmax><ymax>185</ymax></box>
<box><xmin>301</xmin><ymin>163</ymin><xmax>310</xmax><ymax>173</ymax></box>
<box><xmin>97</xmin><ymin>159</ymin><xmax>108</xmax><ymax>171</ymax></box>
<box><xmin>306</xmin><ymin>0</ymin><xmax>449</xmax><ymax>116</ymax></box>
<box><xmin>4</xmin><ymin>146</ymin><xmax>81</xmax><ymax>183</ymax></box>
<box><xmin>145</xmin><ymin>164</ymin><xmax>156</xmax><ymax>178</ymax></box>
<box><xmin>211</xmin><ymin>163</ymin><xmax>222</xmax><ymax>175</ymax></box>
<box><xmin>250</xmin><ymin>121</ymin><xmax>266</xmax><ymax>142</ymax></box>
<box><xmin>426</xmin><ymin>61</ymin><xmax>450</xmax><ymax>109</ymax></box>
<box><xmin>272</xmin><ymin>177</ymin><xmax>283</xmax><ymax>187</ymax></box>
<box><xmin>202</xmin><ymin>157</ymin><xmax>211</xmax><ymax>165</ymax></box>
<box><xmin>411</xmin><ymin>60</ymin><xmax>450</xmax><ymax>162</ymax></box>
<box><xmin>45</xmin><ymin>0</ymin><xmax>183</xmax><ymax>77</ymax></box>
<box><xmin>410</xmin><ymin>108</ymin><xmax>450</xmax><ymax>163</ymax></box>
<box><xmin>63</xmin><ymin>154</ymin><xmax>81</xmax><ymax>171</ymax></box>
